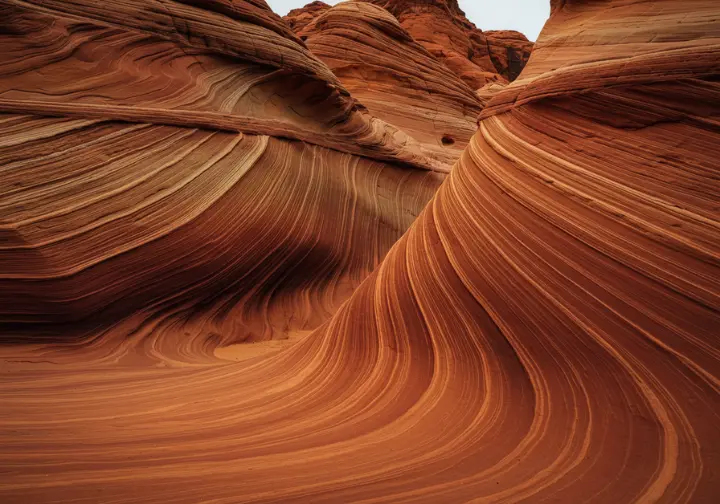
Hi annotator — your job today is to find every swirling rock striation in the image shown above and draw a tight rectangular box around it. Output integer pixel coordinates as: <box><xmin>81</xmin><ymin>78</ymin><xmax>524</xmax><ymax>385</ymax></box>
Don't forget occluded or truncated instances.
<box><xmin>0</xmin><ymin>0</ymin><xmax>444</xmax><ymax>342</ymax></box>
<box><xmin>1</xmin><ymin>0</ymin><xmax>719</xmax><ymax>503</ymax></box>
<box><xmin>0</xmin><ymin>0</ymin><xmax>450</xmax><ymax>171</ymax></box>
<box><xmin>285</xmin><ymin>0</ymin><xmax>535</xmax><ymax>87</ymax></box>
<box><xmin>298</xmin><ymin>2</ymin><xmax>484</xmax><ymax>166</ymax></box>
<box><xmin>367</xmin><ymin>0</ymin><xmax>533</xmax><ymax>85</ymax></box>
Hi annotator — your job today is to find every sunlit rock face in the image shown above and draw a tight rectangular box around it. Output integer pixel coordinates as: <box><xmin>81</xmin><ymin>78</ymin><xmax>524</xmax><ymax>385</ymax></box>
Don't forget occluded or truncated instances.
<box><xmin>1</xmin><ymin>0</ymin><xmax>719</xmax><ymax>503</ymax></box>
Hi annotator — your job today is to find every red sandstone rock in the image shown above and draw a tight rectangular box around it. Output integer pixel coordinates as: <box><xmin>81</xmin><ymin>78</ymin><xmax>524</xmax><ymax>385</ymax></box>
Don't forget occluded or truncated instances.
<box><xmin>300</xmin><ymin>2</ymin><xmax>483</xmax><ymax>163</ymax></box>
<box><xmin>0</xmin><ymin>0</ymin><xmax>719</xmax><ymax>503</ymax></box>
<box><xmin>475</xmin><ymin>81</ymin><xmax>507</xmax><ymax>107</ymax></box>
<box><xmin>284</xmin><ymin>0</ymin><xmax>331</xmax><ymax>37</ymax></box>
<box><xmin>484</xmin><ymin>30</ymin><xmax>534</xmax><ymax>81</ymax></box>
<box><xmin>371</xmin><ymin>0</ymin><xmax>535</xmax><ymax>84</ymax></box>
<box><xmin>0</xmin><ymin>0</ymin><xmax>445</xmax><ymax>331</ymax></box>
<box><xmin>286</xmin><ymin>0</ymin><xmax>535</xmax><ymax>87</ymax></box>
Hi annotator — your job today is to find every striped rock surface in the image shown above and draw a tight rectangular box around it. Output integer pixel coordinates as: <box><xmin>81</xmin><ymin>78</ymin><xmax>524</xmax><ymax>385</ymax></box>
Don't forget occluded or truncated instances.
<box><xmin>0</xmin><ymin>0</ymin><xmax>446</xmax><ymax>341</ymax></box>
<box><xmin>1</xmin><ymin>0</ymin><xmax>719</xmax><ymax>503</ymax></box>
<box><xmin>285</xmin><ymin>0</ymin><xmax>535</xmax><ymax>88</ymax></box>
<box><xmin>299</xmin><ymin>1</ymin><xmax>484</xmax><ymax>166</ymax></box>
<box><xmin>366</xmin><ymin>0</ymin><xmax>532</xmax><ymax>86</ymax></box>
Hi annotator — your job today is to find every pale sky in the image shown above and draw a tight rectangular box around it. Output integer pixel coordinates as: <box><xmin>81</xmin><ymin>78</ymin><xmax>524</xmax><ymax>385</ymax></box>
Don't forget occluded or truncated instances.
<box><xmin>267</xmin><ymin>0</ymin><xmax>550</xmax><ymax>41</ymax></box>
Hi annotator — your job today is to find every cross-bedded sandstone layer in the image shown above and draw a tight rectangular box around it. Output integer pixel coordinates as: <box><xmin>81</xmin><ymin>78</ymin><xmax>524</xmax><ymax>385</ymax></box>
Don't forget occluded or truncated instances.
<box><xmin>0</xmin><ymin>0</ymin><xmax>498</xmax><ymax>346</ymax></box>
<box><xmin>285</xmin><ymin>0</ymin><xmax>535</xmax><ymax>87</ymax></box>
<box><xmin>0</xmin><ymin>0</ymin><xmax>447</xmax><ymax>342</ymax></box>
<box><xmin>0</xmin><ymin>0</ymin><xmax>450</xmax><ymax>171</ymax></box>
<box><xmin>367</xmin><ymin>0</ymin><xmax>533</xmax><ymax>86</ymax></box>
<box><xmin>298</xmin><ymin>2</ymin><xmax>484</xmax><ymax>165</ymax></box>
<box><xmin>1</xmin><ymin>0</ymin><xmax>719</xmax><ymax>503</ymax></box>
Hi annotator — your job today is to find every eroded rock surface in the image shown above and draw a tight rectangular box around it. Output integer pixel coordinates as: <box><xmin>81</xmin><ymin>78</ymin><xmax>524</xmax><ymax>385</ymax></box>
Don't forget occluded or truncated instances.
<box><xmin>485</xmin><ymin>29</ymin><xmax>534</xmax><ymax>81</ymax></box>
<box><xmin>284</xmin><ymin>0</ymin><xmax>331</xmax><ymax>36</ymax></box>
<box><xmin>0</xmin><ymin>0</ymin><xmax>444</xmax><ymax>343</ymax></box>
<box><xmin>286</xmin><ymin>0</ymin><xmax>535</xmax><ymax>87</ymax></box>
<box><xmin>300</xmin><ymin>2</ymin><xmax>484</xmax><ymax>165</ymax></box>
<box><xmin>0</xmin><ymin>0</ymin><xmax>719</xmax><ymax>503</ymax></box>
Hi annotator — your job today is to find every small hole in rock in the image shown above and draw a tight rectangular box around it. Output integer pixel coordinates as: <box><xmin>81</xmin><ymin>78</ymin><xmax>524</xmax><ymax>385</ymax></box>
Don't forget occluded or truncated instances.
<box><xmin>441</xmin><ymin>135</ymin><xmax>455</xmax><ymax>146</ymax></box>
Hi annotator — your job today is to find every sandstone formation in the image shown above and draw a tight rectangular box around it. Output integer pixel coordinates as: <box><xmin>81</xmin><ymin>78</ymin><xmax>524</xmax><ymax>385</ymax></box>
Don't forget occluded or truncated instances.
<box><xmin>0</xmin><ymin>0</ymin><xmax>449</xmax><ymax>171</ymax></box>
<box><xmin>1</xmin><ymin>1</ymin><xmax>719</xmax><ymax>504</ymax></box>
<box><xmin>0</xmin><ymin>0</ymin><xmax>444</xmax><ymax>340</ymax></box>
<box><xmin>285</xmin><ymin>0</ymin><xmax>331</xmax><ymax>36</ymax></box>
<box><xmin>484</xmin><ymin>30</ymin><xmax>534</xmax><ymax>81</ymax></box>
<box><xmin>368</xmin><ymin>0</ymin><xmax>533</xmax><ymax>85</ymax></box>
<box><xmin>299</xmin><ymin>2</ymin><xmax>483</xmax><ymax>164</ymax></box>
<box><xmin>475</xmin><ymin>81</ymin><xmax>507</xmax><ymax>107</ymax></box>
<box><xmin>286</xmin><ymin>0</ymin><xmax>535</xmax><ymax>87</ymax></box>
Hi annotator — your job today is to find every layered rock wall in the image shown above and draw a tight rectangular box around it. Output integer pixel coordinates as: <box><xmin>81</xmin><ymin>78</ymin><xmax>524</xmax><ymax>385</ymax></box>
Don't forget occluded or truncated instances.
<box><xmin>285</xmin><ymin>0</ymin><xmax>536</xmax><ymax>87</ymax></box>
<box><xmin>0</xmin><ymin>1</ymin><xmax>718</xmax><ymax>503</ymax></box>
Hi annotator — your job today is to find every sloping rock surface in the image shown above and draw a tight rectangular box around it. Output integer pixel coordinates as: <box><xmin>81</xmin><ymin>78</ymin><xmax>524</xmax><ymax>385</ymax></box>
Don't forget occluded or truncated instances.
<box><xmin>0</xmin><ymin>0</ymin><xmax>444</xmax><ymax>340</ymax></box>
<box><xmin>299</xmin><ymin>2</ymin><xmax>484</xmax><ymax>165</ymax></box>
<box><xmin>0</xmin><ymin>0</ymin><xmax>719</xmax><ymax>503</ymax></box>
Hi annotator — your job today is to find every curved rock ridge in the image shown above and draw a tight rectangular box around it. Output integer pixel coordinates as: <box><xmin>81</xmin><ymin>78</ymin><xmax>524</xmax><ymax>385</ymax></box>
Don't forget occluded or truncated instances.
<box><xmin>367</xmin><ymin>0</ymin><xmax>533</xmax><ymax>86</ymax></box>
<box><xmin>482</xmin><ymin>0</ymin><xmax>720</xmax><ymax>119</ymax></box>
<box><xmin>0</xmin><ymin>129</ymin><xmax>440</xmax><ymax>333</ymax></box>
<box><xmin>0</xmin><ymin>0</ymin><xmax>444</xmax><ymax>336</ymax></box>
<box><xmin>0</xmin><ymin>0</ymin><xmax>448</xmax><ymax>171</ymax></box>
<box><xmin>284</xmin><ymin>0</ymin><xmax>535</xmax><ymax>87</ymax></box>
<box><xmin>285</xmin><ymin>0</ymin><xmax>332</xmax><ymax>35</ymax></box>
<box><xmin>301</xmin><ymin>0</ymin><xmax>720</xmax><ymax>500</ymax></box>
<box><xmin>299</xmin><ymin>2</ymin><xmax>484</xmax><ymax>165</ymax></box>
<box><xmin>1</xmin><ymin>1</ymin><xmax>719</xmax><ymax>504</ymax></box>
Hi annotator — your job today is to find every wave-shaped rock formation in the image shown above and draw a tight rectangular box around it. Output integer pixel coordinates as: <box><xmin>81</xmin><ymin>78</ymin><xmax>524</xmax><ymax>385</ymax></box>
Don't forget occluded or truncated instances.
<box><xmin>1</xmin><ymin>0</ymin><xmax>719</xmax><ymax>503</ymax></box>
<box><xmin>296</xmin><ymin>2</ymin><xmax>484</xmax><ymax>165</ymax></box>
<box><xmin>285</xmin><ymin>0</ymin><xmax>534</xmax><ymax>87</ymax></box>
<box><xmin>367</xmin><ymin>0</ymin><xmax>532</xmax><ymax>86</ymax></box>
<box><xmin>0</xmin><ymin>0</ymin><xmax>451</xmax><ymax>171</ymax></box>
<box><xmin>285</xmin><ymin>0</ymin><xmax>332</xmax><ymax>35</ymax></box>
<box><xmin>0</xmin><ymin>0</ymin><xmax>446</xmax><ymax>342</ymax></box>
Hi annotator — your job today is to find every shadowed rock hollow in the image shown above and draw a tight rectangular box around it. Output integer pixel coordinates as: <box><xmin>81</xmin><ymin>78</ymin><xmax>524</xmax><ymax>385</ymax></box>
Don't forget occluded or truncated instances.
<box><xmin>0</xmin><ymin>0</ymin><xmax>719</xmax><ymax>503</ymax></box>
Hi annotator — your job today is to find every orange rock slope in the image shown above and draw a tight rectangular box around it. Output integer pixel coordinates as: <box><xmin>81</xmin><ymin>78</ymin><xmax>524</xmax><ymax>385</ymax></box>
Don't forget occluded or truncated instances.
<box><xmin>1</xmin><ymin>0</ymin><xmax>720</xmax><ymax>503</ymax></box>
